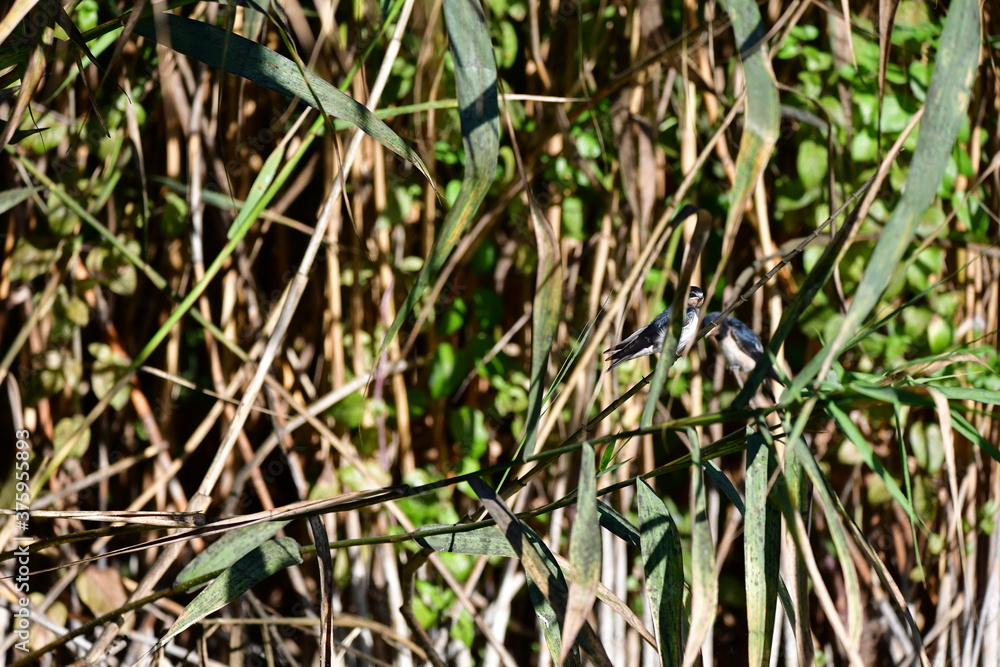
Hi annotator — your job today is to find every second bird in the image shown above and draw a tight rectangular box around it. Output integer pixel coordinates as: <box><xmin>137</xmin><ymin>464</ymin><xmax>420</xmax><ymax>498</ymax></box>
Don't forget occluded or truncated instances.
<box><xmin>704</xmin><ymin>312</ymin><xmax>785</xmax><ymax>400</ymax></box>
<box><xmin>605</xmin><ymin>286</ymin><xmax>705</xmax><ymax>369</ymax></box>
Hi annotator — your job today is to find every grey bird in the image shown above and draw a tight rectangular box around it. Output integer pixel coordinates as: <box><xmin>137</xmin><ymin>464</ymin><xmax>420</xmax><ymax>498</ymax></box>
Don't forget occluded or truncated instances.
<box><xmin>703</xmin><ymin>312</ymin><xmax>785</xmax><ymax>400</ymax></box>
<box><xmin>605</xmin><ymin>286</ymin><xmax>705</xmax><ymax>369</ymax></box>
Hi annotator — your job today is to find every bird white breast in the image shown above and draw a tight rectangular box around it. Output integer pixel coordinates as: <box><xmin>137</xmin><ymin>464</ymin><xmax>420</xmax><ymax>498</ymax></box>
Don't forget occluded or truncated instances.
<box><xmin>676</xmin><ymin>319</ymin><xmax>696</xmax><ymax>353</ymax></box>
<box><xmin>719</xmin><ymin>336</ymin><xmax>758</xmax><ymax>374</ymax></box>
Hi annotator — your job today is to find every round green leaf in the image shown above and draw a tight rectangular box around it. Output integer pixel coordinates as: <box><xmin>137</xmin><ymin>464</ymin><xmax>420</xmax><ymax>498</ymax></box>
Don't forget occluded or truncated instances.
<box><xmin>796</xmin><ymin>139</ymin><xmax>828</xmax><ymax>189</ymax></box>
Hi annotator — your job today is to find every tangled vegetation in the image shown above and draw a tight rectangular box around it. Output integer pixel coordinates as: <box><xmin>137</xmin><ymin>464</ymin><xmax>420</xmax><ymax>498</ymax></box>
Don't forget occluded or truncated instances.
<box><xmin>1</xmin><ymin>0</ymin><xmax>998</xmax><ymax>665</ymax></box>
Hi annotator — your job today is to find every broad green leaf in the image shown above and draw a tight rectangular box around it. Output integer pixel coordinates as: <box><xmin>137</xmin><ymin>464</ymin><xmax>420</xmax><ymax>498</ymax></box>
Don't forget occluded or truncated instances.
<box><xmin>414</xmin><ymin>524</ymin><xmax>518</xmax><ymax>557</ymax></box>
<box><xmin>448</xmin><ymin>406</ymin><xmax>489</xmax><ymax>459</ymax></box>
<box><xmin>84</xmin><ymin>239</ymin><xmax>140</xmax><ymax>295</ymax></box>
<box><xmin>53</xmin><ymin>415</ymin><xmax>90</xmax><ymax>459</ymax></box>
<box><xmin>10</xmin><ymin>237</ymin><xmax>61</xmax><ymax>282</ymax></box>
<box><xmin>132</xmin><ymin>14</ymin><xmax>431</xmax><ymax>183</ymax></box>
<box><xmin>683</xmin><ymin>431</ymin><xmax>717</xmax><ymax>667</ymax></box>
<box><xmin>638</xmin><ymin>479</ymin><xmax>683</xmax><ymax>666</ymax></box>
<box><xmin>54</xmin><ymin>285</ymin><xmax>89</xmax><ymax>329</ymax></box>
<box><xmin>174</xmin><ymin>520</ymin><xmax>292</xmax><ymax>586</ymax></box>
<box><xmin>88</xmin><ymin>343</ymin><xmax>131</xmax><ymax>410</ymax></box>
<box><xmin>797</xmin><ymin>139</ymin><xmax>828</xmax><ymax>189</ymax></box>
<box><xmin>438</xmin><ymin>297</ymin><xmax>467</xmax><ymax>336</ymax></box>
<box><xmin>561</xmin><ymin>445</ymin><xmax>601</xmax><ymax>665</ymax></box>
<box><xmin>428</xmin><ymin>342</ymin><xmax>457</xmax><ymax>399</ymax></box>
<box><xmin>744</xmin><ymin>428</ymin><xmax>779</xmax><ymax>666</ymax></box>
<box><xmin>154</xmin><ymin>537</ymin><xmax>302</xmax><ymax>650</ymax></box>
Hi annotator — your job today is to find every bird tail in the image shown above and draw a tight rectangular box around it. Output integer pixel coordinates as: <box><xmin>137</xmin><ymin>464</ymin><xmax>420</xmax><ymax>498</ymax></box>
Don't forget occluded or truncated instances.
<box><xmin>761</xmin><ymin>363</ymin><xmax>786</xmax><ymax>402</ymax></box>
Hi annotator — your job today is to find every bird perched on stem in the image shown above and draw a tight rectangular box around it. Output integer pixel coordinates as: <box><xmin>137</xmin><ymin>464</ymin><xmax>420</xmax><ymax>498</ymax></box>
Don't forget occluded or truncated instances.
<box><xmin>703</xmin><ymin>312</ymin><xmax>785</xmax><ymax>401</ymax></box>
<box><xmin>605</xmin><ymin>286</ymin><xmax>705</xmax><ymax>369</ymax></box>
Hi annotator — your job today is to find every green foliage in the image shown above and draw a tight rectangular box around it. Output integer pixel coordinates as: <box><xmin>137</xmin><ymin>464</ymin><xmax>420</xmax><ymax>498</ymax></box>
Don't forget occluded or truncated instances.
<box><xmin>88</xmin><ymin>343</ymin><xmax>132</xmax><ymax>411</ymax></box>
<box><xmin>448</xmin><ymin>406</ymin><xmax>489</xmax><ymax>459</ymax></box>
<box><xmin>84</xmin><ymin>238</ymin><xmax>140</xmax><ymax>295</ymax></box>
<box><xmin>3</xmin><ymin>0</ymin><xmax>996</xmax><ymax>664</ymax></box>
<box><xmin>53</xmin><ymin>415</ymin><xmax>91</xmax><ymax>458</ymax></box>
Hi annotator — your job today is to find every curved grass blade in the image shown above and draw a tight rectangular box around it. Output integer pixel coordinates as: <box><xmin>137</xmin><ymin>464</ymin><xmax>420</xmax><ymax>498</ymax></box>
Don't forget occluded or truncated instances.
<box><xmin>523</xmin><ymin>191</ymin><xmax>562</xmax><ymax>457</ymax></box>
<box><xmin>734</xmin><ymin>180</ymin><xmax>869</xmax><ymax>408</ymax></box>
<box><xmin>921</xmin><ymin>383</ymin><xmax>1000</xmax><ymax>407</ymax></box>
<box><xmin>638</xmin><ymin>479</ymin><xmax>684</xmax><ymax>666</ymax></box>
<box><xmin>468</xmin><ymin>478</ymin><xmax>612</xmax><ymax>666</ymax></box>
<box><xmin>227</xmin><ymin>140</ymin><xmax>287</xmax><ymax>239</ymax></box>
<box><xmin>597</xmin><ymin>501</ymin><xmax>641</xmax><ymax>549</ymax></box>
<box><xmin>376</xmin><ymin>0</ymin><xmax>499</xmax><ymax>361</ymax></box>
<box><xmin>716</xmin><ymin>0</ymin><xmax>779</xmax><ymax>256</ymax></box>
<box><xmin>131</xmin><ymin>14</ymin><xmax>431</xmax><ymax>183</ymax></box>
<box><xmin>412</xmin><ymin>517</ymin><xmax>657</xmax><ymax>653</ymax></box>
<box><xmin>811</xmin><ymin>0</ymin><xmax>980</xmax><ymax>380</ymax></box>
<box><xmin>950</xmin><ymin>409</ymin><xmax>1000</xmax><ymax>463</ymax></box>
<box><xmin>777</xmin><ymin>417</ymin><xmax>811</xmax><ymax>664</ymax></box>
<box><xmin>0</xmin><ymin>186</ymin><xmax>37</xmax><ymax>215</ymax></box>
<box><xmin>827</xmin><ymin>401</ymin><xmax>920</xmax><ymax>524</ymax></box>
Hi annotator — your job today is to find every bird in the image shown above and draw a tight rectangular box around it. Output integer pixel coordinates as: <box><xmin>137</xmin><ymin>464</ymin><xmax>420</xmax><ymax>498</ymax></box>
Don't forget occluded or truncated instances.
<box><xmin>703</xmin><ymin>312</ymin><xmax>785</xmax><ymax>400</ymax></box>
<box><xmin>605</xmin><ymin>286</ymin><xmax>705</xmax><ymax>369</ymax></box>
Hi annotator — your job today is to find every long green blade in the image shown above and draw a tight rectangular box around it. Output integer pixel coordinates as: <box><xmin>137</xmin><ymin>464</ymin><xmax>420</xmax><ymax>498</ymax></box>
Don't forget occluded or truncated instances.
<box><xmin>132</xmin><ymin>14</ymin><xmax>431</xmax><ymax>183</ymax></box>
<box><xmin>376</xmin><ymin>0</ymin><xmax>499</xmax><ymax>361</ymax></box>
<box><xmin>808</xmin><ymin>0</ymin><xmax>980</xmax><ymax>382</ymax></box>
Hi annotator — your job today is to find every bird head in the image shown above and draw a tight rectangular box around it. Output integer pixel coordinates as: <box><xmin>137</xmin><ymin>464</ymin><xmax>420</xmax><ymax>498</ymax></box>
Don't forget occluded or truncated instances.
<box><xmin>687</xmin><ymin>286</ymin><xmax>705</xmax><ymax>308</ymax></box>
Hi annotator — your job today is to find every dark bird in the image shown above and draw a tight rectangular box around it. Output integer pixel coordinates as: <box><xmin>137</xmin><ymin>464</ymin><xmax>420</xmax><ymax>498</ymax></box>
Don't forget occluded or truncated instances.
<box><xmin>703</xmin><ymin>312</ymin><xmax>785</xmax><ymax>400</ymax></box>
<box><xmin>605</xmin><ymin>286</ymin><xmax>705</xmax><ymax>369</ymax></box>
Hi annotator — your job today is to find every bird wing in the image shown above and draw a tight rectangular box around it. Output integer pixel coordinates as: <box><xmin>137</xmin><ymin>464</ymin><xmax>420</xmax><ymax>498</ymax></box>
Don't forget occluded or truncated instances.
<box><xmin>727</xmin><ymin>317</ymin><xmax>785</xmax><ymax>386</ymax></box>
<box><xmin>605</xmin><ymin>306</ymin><xmax>671</xmax><ymax>368</ymax></box>
<box><xmin>726</xmin><ymin>317</ymin><xmax>764</xmax><ymax>357</ymax></box>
